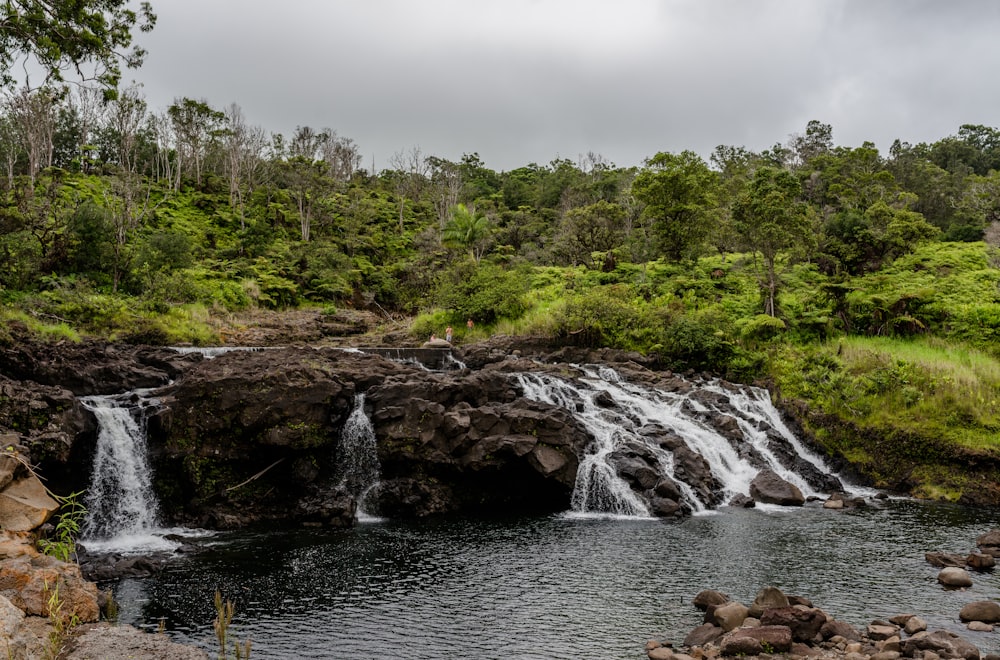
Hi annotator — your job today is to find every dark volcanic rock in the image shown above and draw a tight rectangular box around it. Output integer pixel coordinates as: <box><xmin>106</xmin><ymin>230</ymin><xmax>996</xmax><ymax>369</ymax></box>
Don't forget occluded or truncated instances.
<box><xmin>749</xmin><ymin>469</ymin><xmax>805</xmax><ymax>506</ymax></box>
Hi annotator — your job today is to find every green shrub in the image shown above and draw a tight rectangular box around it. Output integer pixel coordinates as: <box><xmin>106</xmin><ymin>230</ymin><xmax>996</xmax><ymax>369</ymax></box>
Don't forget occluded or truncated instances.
<box><xmin>436</xmin><ymin>262</ymin><xmax>529</xmax><ymax>325</ymax></box>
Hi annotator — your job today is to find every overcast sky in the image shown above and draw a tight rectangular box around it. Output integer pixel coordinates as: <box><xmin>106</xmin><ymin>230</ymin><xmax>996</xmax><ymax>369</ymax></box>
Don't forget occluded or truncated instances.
<box><xmin>130</xmin><ymin>0</ymin><xmax>999</xmax><ymax>172</ymax></box>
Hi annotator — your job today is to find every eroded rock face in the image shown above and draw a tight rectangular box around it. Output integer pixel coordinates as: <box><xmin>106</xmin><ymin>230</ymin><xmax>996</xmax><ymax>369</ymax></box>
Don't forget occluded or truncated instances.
<box><xmin>144</xmin><ymin>348</ymin><xmax>593</xmax><ymax>525</ymax></box>
<box><xmin>0</xmin><ymin>473</ymin><xmax>58</xmax><ymax>532</ymax></box>
<box><xmin>0</xmin><ymin>550</ymin><xmax>99</xmax><ymax>622</ymax></box>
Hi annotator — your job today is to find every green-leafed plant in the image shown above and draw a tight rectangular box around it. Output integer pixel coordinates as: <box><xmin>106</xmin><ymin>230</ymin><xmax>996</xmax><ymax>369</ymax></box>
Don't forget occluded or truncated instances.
<box><xmin>37</xmin><ymin>491</ymin><xmax>87</xmax><ymax>563</ymax></box>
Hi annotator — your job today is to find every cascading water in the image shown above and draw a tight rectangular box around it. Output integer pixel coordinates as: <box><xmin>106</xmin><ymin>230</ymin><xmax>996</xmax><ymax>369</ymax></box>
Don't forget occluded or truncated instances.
<box><xmin>334</xmin><ymin>393</ymin><xmax>381</xmax><ymax>518</ymax></box>
<box><xmin>79</xmin><ymin>391</ymin><xmax>172</xmax><ymax>552</ymax></box>
<box><xmin>516</xmin><ymin>366</ymin><xmax>859</xmax><ymax>518</ymax></box>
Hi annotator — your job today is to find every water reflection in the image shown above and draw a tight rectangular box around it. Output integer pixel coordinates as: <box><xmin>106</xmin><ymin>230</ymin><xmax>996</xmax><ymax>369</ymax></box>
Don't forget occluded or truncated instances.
<box><xmin>115</xmin><ymin>500</ymin><xmax>1000</xmax><ymax>659</ymax></box>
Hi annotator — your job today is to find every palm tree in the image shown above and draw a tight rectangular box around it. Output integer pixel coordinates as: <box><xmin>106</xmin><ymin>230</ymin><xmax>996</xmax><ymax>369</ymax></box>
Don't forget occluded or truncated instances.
<box><xmin>442</xmin><ymin>203</ymin><xmax>491</xmax><ymax>263</ymax></box>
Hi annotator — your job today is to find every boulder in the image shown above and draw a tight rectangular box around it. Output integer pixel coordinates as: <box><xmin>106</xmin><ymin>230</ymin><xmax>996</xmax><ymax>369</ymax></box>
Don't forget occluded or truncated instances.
<box><xmin>0</xmin><ymin>554</ymin><xmax>99</xmax><ymax>622</ymax></box>
<box><xmin>0</xmin><ymin>593</ymin><xmax>34</xmax><ymax>659</ymax></box>
<box><xmin>823</xmin><ymin>497</ymin><xmax>845</xmax><ymax>509</ymax></box>
<box><xmin>959</xmin><ymin>601</ymin><xmax>1000</xmax><ymax>624</ymax></box>
<box><xmin>904</xmin><ymin>616</ymin><xmax>928</xmax><ymax>635</ymax></box>
<box><xmin>821</xmin><ymin>619</ymin><xmax>862</xmax><ymax>642</ymax></box>
<box><xmin>728</xmin><ymin>493</ymin><xmax>755</xmax><ymax>508</ymax></box>
<box><xmin>749</xmin><ymin>470</ymin><xmax>805</xmax><ymax>506</ymax></box>
<box><xmin>901</xmin><ymin>630</ymin><xmax>980</xmax><ymax>660</ymax></box>
<box><xmin>647</xmin><ymin>647</ymin><xmax>673</xmax><ymax>660</ymax></box>
<box><xmin>748</xmin><ymin>585</ymin><xmax>790</xmax><ymax>618</ymax></box>
<box><xmin>683</xmin><ymin>623</ymin><xmax>724</xmax><ymax>647</ymax></box>
<box><xmin>0</xmin><ymin>474</ymin><xmax>58</xmax><ymax>532</ymax></box>
<box><xmin>720</xmin><ymin>625</ymin><xmax>793</xmax><ymax>656</ymax></box>
<box><xmin>966</xmin><ymin>553</ymin><xmax>996</xmax><ymax>571</ymax></box>
<box><xmin>868</xmin><ymin>623</ymin><xmax>902</xmax><ymax>641</ymax></box>
<box><xmin>927</xmin><ymin>552</ymin><xmax>968</xmax><ymax>568</ymax></box>
<box><xmin>967</xmin><ymin>621</ymin><xmax>993</xmax><ymax>633</ymax></box>
<box><xmin>711</xmin><ymin>601</ymin><xmax>749</xmax><ymax>632</ymax></box>
<box><xmin>938</xmin><ymin>567</ymin><xmax>973</xmax><ymax>588</ymax></box>
<box><xmin>976</xmin><ymin>528</ymin><xmax>1000</xmax><ymax>550</ymax></box>
<box><xmin>692</xmin><ymin>589</ymin><xmax>729</xmax><ymax>611</ymax></box>
<box><xmin>760</xmin><ymin>606</ymin><xmax>826</xmax><ymax>642</ymax></box>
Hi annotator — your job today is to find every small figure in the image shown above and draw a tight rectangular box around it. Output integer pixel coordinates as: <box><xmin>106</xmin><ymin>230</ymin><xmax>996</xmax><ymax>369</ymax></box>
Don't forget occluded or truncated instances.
<box><xmin>445</xmin><ymin>326</ymin><xmax>453</xmax><ymax>343</ymax></box>
<box><xmin>467</xmin><ymin>318</ymin><xmax>474</xmax><ymax>331</ymax></box>
<box><xmin>430</xmin><ymin>333</ymin><xmax>436</xmax><ymax>342</ymax></box>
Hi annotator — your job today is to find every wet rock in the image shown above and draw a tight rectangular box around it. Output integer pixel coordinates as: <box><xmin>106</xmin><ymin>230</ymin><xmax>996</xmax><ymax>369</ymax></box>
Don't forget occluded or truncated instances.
<box><xmin>868</xmin><ymin>623</ymin><xmax>901</xmax><ymax>641</ymax></box>
<box><xmin>720</xmin><ymin>625</ymin><xmax>793</xmax><ymax>655</ymax></box>
<box><xmin>966</xmin><ymin>553</ymin><xmax>996</xmax><ymax>571</ymax></box>
<box><xmin>711</xmin><ymin>601</ymin><xmax>749</xmax><ymax>632</ymax></box>
<box><xmin>959</xmin><ymin>601</ymin><xmax>1000</xmax><ymax>624</ymax></box>
<box><xmin>967</xmin><ymin>621</ymin><xmax>994</xmax><ymax>633</ymax></box>
<box><xmin>749</xmin><ymin>470</ymin><xmax>805</xmax><ymax>506</ymax></box>
<box><xmin>692</xmin><ymin>589</ymin><xmax>729</xmax><ymax>611</ymax></box>
<box><xmin>728</xmin><ymin>494</ymin><xmax>755</xmax><ymax>508</ymax></box>
<box><xmin>823</xmin><ymin>496</ymin><xmax>845</xmax><ymax>509</ymax></box>
<box><xmin>901</xmin><ymin>630</ymin><xmax>980</xmax><ymax>660</ymax></box>
<box><xmin>748</xmin><ymin>585</ymin><xmax>790</xmax><ymax>618</ymax></box>
<box><xmin>821</xmin><ymin>619</ymin><xmax>862</xmax><ymax>642</ymax></box>
<box><xmin>647</xmin><ymin>647</ymin><xmax>674</xmax><ymax>660</ymax></box>
<box><xmin>683</xmin><ymin>623</ymin><xmax>724</xmax><ymax>647</ymax></box>
<box><xmin>976</xmin><ymin>528</ymin><xmax>1000</xmax><ymax>551</ymax></box>
<box><xmin>760</xmin><ymin>606</ymin><xmax>826</xmax><ymax>642</ymax></box>
<box><xmin>938</xmin><ymin>566</ymin><xmax>973</xmax><ymax>588</ymax></box>
<box><xmin>927</xmin><ymin>552</ymin><xmax>968</xmax><ymax>568</ymax></box>
<box><xmin>904</xmin><ymin>616</ymin><xmax>928</xmax><ymax>635</ymax></box>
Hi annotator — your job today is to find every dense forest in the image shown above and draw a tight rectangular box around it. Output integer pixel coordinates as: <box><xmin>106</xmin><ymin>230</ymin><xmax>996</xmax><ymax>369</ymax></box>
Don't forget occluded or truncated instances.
<box><xmin>0</xmin><ymin>85</ymin><xmax>998</xmax><ymax>331</ymax></box>
<box><xmin>1</xmin><ymin>83</ymin><xmax>999</xmax><ymax>501</ymax></box>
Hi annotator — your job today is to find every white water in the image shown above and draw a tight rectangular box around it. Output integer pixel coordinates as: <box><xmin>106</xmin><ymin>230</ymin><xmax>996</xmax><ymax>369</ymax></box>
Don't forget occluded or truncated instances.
<box><xmin>516</xmin><ymin>366</ymin><xmax>860</xmax><ymax>518</ymax></box>
<box><xmin>335</xmin><ymin>394</ymin><xmax>382</xmax><ymax>520</ymax></box>
<box><xmin>170</xmin><ymin>346</ymin><xmax>266</xmax><ymax>359</ymax></box>
<box><xmin>80</xmin><ymin>392</ymin><xmax>190</xmax><ymax>553</ymax></box>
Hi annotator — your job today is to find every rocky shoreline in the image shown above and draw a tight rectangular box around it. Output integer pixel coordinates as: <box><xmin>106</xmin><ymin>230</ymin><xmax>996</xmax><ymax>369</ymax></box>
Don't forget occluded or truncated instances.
<box><xmin>647</xmin><ymin>529</ymin><xmax>1000</xmax><ymax>660</ymax></box>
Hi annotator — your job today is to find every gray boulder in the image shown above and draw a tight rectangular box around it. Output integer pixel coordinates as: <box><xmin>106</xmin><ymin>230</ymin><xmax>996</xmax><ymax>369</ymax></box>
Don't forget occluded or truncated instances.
<box><xmin>749</xmin><ymin>470</ymin><xmax>805</xmax><ymax>506</ymax></box>
<box><xmin>901</xmin><ymin>630</ymin><xmax>980</xmax><ymax>660</ymax></box>
<box><xmin>959</xmin><ymin>601</ymin><xmax>1000</xmax><ymax>624</ymax></box>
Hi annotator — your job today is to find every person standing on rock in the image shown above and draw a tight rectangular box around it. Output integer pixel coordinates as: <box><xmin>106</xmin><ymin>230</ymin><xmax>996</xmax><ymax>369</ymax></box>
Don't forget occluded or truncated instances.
<box><xmin>445</xmin><ymin>326</ymin><xmax>453</xmax><ymax>343</ymax></box>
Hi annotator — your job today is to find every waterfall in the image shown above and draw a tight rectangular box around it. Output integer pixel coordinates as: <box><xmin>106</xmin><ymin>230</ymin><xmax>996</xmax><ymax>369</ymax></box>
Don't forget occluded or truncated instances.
<box><xmin>516</xmin><ymin>366</ymin><xmax>858</xmax><ymax>518</ymax></box>
<box><xmin>335</xmin><ymin>394</ymin><xmax>381</xmax><ymax>518</ymax></box>
<box><xmin>79</xmin><ymin>391</ymin><xmax>174</xmax><ymax>552</ymax></box>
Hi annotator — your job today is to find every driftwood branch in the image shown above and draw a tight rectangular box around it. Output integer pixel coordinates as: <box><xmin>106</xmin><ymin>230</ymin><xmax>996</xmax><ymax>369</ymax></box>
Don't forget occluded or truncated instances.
<box><xmin>225</xmin><ymin>458</ymin><xmax>284</xmax><ymax>492</ymax></box>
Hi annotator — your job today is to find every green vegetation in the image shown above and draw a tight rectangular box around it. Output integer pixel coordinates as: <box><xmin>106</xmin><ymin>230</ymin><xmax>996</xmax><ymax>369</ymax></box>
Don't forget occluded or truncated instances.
<box><xmin>0</xmin><ymin>76</ymin><xmax>998</xmax><ymax>502</ymax></box>
<box><xmin>37</xmin><ymin>490</ymin><xmax>87</xmax><ymax>563</ymax></box>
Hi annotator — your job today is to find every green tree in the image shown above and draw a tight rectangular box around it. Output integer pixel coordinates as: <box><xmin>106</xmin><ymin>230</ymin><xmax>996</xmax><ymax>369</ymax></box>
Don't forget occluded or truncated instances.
<box><xmin>442</xmin><ymin>203</ymin><xmax>490</xmax><ymax>263</ymax></box>
<box><xmin>0</xmin><ymin>0</ymin><xmax>156</xmax><ymax>96</ymax></box>
<box><xmin>551</xmin><ymin>199</ymin><xmax>626</xmax><ymax>268</ymax></box>
<box><xmin>733</xmin><ymin>166</ymin><xmax>811</xmax><ymax>317</ymax></box>
<box><xmin>632</xmin><ymin>150</ymin><xmax>719</xmax><ymax>261</ymax></box>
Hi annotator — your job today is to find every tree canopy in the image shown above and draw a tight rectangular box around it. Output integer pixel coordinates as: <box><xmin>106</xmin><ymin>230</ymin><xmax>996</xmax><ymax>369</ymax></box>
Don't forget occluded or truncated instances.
<box><xmin>0</xmin><ymin>0</ymin><xmax>156</xmax><ymax>96</ymax></box>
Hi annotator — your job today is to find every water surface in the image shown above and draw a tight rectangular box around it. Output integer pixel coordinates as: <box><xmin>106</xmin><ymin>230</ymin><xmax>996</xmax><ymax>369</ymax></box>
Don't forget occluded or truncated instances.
<box><xmin>114</xmin><ymin>500</ymin><xmax>1000</xmax><ymax>659</ymax></box>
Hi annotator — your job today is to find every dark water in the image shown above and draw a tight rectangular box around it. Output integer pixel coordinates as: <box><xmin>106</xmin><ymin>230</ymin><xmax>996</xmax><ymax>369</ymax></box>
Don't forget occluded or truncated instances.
<box><xmin>113</xmin><ymin>500</ymin><xmax>1000</xmax><ymax>660</ymax></box>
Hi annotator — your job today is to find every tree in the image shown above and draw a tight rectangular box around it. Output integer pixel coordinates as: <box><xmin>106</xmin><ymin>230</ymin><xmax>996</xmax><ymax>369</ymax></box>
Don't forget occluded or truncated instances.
<box><xmin>442</xmin><ymin>203</ymin><xmax>490</xmax><ymax>263</ymax></box>
<box><xmin>733</xmin><ymin>167</ymin><xmax>811</xmax><ymax>317</ymax></box>
<box><xmin>167</xmin><ymin>97</ymin><xmax>224</xmax><ymax>189</ymax></box>
<box><xmin>631</xmin><ymin>150</ymin><xmax>719</xmax><ymax>261</ymax></box>
<box><xmin>552</xmin><ymin>200</ymin><xmax>626</xmax><ymax>268</ymax></box>
<box><xmin>791</xmin><ymin>120</ymin><xmax>833</xmax><ymax>169</ymax></box>
<box><xmin>0</xmin><ymin>1</ymin><xmax>156</xmax><ymax>96</ymax></box>
<box><xmin>7</xmin><ymin>85</ymin><xmax>59</xmax><ymax>180</ymax></box>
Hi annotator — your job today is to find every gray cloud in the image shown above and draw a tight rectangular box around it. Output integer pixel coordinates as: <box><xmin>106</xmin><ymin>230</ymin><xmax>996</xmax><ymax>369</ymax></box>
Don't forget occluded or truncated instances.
<box><xmin>132</xmin><ymin>0</ymin><xmax>1000</xmax><ymax>171</ymax></box>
